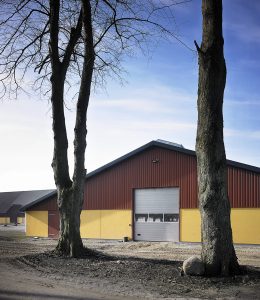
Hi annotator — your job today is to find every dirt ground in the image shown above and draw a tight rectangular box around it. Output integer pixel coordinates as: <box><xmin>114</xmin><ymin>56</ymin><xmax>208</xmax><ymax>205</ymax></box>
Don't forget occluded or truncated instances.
<box><xmin>0</xmin><ymin>225</ymin><xmax>260</xmax><ymax>300</ymax></box>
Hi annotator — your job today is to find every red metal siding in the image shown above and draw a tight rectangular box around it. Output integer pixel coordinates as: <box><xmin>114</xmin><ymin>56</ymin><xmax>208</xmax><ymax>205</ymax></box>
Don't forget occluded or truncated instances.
<box><xmin>28</xmin><ymin>196</ymin><xmax>57</xmax><ymax>211</ymax></box>
<box><xmin>84</xmin><ymin>146</ymin><xmax>260</xmax><ymax>209</ymax></box>
<box><xmin>28</xmin><ymin>146</ymin><xmax>260</xmax><ymax>211</ymax></box>
<box><xmin>48</xmin><ymin>211</ymin><xmax>59</xmax><ymax>238</ymax></box>
<box><xmin>228</xmin><ymin>167</ymin><xmax>260</xmax><ymax>208</ymax></box>
<box><xmin>84</xmin><ymin>147</ymin><xmax>198</xmax><ymax>209</ymax></box>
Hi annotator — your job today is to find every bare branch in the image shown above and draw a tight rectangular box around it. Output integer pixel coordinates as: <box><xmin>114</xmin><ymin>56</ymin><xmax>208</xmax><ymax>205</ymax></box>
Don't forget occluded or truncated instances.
<box><xmin>194</xmin><ymin>40</ymin><xmax>205</xmax><ymax>55</ymax></box>
<box><xmin>0</xmin><ymin>0</ymin><xmax>193</xmax><ymax>99</ymax></box>
<box><xmin>49</xmin><ymin>0</ymin><xmax>60</xmax><ymax>69</ymax></box>
<box><xmin>0</xmin><ymin>0</ymin><xmax>31</xmax><ymax>26</ymax></box>
<box><xmin>61</xmin><ymin>10</ymin><xmax>82</xmax><ymax>73</ymax></box>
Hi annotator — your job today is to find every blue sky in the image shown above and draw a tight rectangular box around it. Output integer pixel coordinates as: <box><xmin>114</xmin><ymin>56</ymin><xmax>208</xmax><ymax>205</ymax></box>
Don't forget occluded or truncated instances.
<box><xmin>0</xmin><ymin>0</ymin><xmax>260</xmax><ymax>192</ymax></box>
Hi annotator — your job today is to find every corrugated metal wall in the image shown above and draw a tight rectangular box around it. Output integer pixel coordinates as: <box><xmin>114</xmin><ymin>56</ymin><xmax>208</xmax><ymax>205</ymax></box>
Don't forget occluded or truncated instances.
<box><xmin>29</xmin><ymin>146</ymin><xmax>260</xmax><ymax>211</ymax></box>
<box><xmin>84</xmin><ymin>146</ymin><xmax>260</xmax><ymax>209</ymax></box>
<box><xmin>84</xmin><ymin>146</ymin><xmax>198</xmax><ymax>209</ymax></box>
<box><xmin>28</xmin><ymin>196</ymin><xmax>57</xmax><ymax>211</ymax></box>
<box><xmin>228</xmin><ymin>167</ymin><xmax>260</xmax><ymax>208</ymax></box>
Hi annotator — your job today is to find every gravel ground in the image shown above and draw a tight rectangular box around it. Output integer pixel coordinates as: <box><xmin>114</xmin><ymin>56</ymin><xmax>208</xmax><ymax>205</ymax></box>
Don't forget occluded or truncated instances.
<box><xmin>0</xmin><ymin>225</ymin><xmax>260</xmax><ymax>299</ymax></box>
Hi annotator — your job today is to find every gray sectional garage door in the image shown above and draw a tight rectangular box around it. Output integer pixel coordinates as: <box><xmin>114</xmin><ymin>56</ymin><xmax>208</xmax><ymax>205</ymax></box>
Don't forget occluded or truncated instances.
<box><xmin>134</xmin><ymin>188</ymin><xmax>179</xmax><ymax>242</ymax></box>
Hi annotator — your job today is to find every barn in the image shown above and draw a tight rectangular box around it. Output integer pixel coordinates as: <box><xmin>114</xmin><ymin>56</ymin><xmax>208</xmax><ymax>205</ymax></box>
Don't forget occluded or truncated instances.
<box><xmin>23</xmin><ymin>140</ymin><xmax>260</xmax><ymax>244</ymax></box>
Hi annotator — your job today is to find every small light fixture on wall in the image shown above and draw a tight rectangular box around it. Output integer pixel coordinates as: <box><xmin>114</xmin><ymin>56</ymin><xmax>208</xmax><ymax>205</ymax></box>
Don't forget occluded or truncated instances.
<box><xmin>152</xmin><ymin>159</ymin><xmax>160</xmax><ymax>163</ymax></box>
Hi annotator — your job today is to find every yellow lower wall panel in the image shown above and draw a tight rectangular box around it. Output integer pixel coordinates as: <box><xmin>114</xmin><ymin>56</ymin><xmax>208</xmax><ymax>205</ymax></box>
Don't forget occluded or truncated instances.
<box><xmin>0</xmin><ymin>217</ymin><xmax>10</xmax><ymax>224</ymax></box>
<box><xmin>80</xmin><ymin>210</ymin><xmax>101</xmax><ymax>238</ymax></box>
<box><xmin>100</xmin><ymin>210</ymin><xmax>132</xmax><ymax>239</ymax></box>
<box><xmin>231</xmin><ymin>209</ymin><xmax>260</xmax><ymax>244</ymax></box>
<box><xmin>24</xmin><ymin>208</ymin><xmax>260</xmax><ymax>244</ymax></box>
<box><xmin>26</xmin><ymin>211</ymin><xmax>48</xmax><ymax>237</ymax></box>
<box><xmin>180</xmin><ymin>209</ymin><xmax>201</xmax><ymax>242</ymax></box>
<box><xmin>80</xmin><ymin>210</ymin><xmax>132</xmax><ymax>240</ymax></box>
<box><xmin>180</xmin><ymin>208</ymin><xmax>260</xmax><ymax>245</ymax></box>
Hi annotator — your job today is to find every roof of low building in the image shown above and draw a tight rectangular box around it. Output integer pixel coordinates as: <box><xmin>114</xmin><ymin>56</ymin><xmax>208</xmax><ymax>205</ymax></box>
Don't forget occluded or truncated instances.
<box><xmin>0</xmin><ymin>189</ymin><xmax>55</xmax><ymax>216</ymax></box>
<box><xmin>21</xmin><ymin>139</ymin><xmax>260</xmax><ymax>211</ymax></box>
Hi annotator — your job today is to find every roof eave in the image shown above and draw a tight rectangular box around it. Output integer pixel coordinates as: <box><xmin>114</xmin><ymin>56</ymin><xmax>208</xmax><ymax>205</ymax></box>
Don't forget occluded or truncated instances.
<box><xmin>86</xmin><ymin>140</ymin><xmax>196</xmax><ymax>179</ymax></box>
<box><xmin>21</xmin><ymin>190</ymin><xmax>57</xmax><ymax>211</ymax></box>
<box><xmin>22</xmin><ymin>140</ymin><xmax>260</xmax><ymax>210</ymax></box>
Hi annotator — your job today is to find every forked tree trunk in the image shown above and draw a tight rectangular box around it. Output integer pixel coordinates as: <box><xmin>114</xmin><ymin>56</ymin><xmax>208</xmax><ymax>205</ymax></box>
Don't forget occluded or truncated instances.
<box><xmin>49</xmin><ymin>0</ymin><xmax>94</xmax><ymax>257</ymax></box>
<box><xmin>50</xmin><ymin>71</ymin><xmax>85</xmax><ymax>257</ymax></box>
<box><xmin>195</xmin><ymin>0</ymin><xmax>240</xmax><ymax>276</ymax></box>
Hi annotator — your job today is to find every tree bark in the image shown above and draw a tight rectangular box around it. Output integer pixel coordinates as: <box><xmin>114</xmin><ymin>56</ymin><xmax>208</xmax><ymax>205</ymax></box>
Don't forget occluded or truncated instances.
<box><xmin>56</xmin><ymin>187</ymin><xmax>84</xmax><ymax>257</ymax></box>
<box><xmin>195</xmin><ymin>0</ymin><xmax>240</xmax><ymax>276</ymax></box>
<box><xmin>49</xmin><ymin>0</ymin><xmax>94</xmax><ymax>257</ymax></box>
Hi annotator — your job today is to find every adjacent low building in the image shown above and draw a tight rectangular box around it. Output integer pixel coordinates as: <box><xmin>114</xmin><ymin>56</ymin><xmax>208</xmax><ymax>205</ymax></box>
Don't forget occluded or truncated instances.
<box><xmin>0</xmin><ymin>190</ymin><xmax>54</xmax><ymax>225</ymax></box>
<box><xmin>23</xmin><ymin>140</ymin><xmax>260</xmax><ymax>244</ymax></box>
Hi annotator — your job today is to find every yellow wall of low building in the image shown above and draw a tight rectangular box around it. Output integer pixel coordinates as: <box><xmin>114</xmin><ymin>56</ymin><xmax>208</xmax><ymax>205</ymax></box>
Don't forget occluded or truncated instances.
<box><xmin>0</xmin><ymin>217</ymin><xmax>10</xmax><ymax>224</ymax></box>
<box><xmin>180</xmin><ymin>208</ymin><xmax>260</xmax><ymax>245</ymax></box>
<box><xmin>231</xmin><ymin>208</ymin><xmax>260</xmax><ymax>244</ymax></box>
<box><xmin>80</xmin><ymin>210</ymin><xmax>132</xmax><ymax>240</ymax></box>
<box><xmin>180</xmin><ymin>209</ymin><xmax>201</xmax><ymax>242</ymax></box>
<box><xmin>26</xmin><ymin>211</ymin><xmax>48</xmax><ymax>237</ymax></box>
<box><xmin>17</xmin><ymin>217</ymin><xmax>25</xmax><ymax>224</ymax></box>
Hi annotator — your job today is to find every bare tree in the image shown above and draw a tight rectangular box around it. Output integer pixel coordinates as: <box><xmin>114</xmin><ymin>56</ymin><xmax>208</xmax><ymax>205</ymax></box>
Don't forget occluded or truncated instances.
<box><xmin>0</xmin><ymin>0</ymin><xmax>185</xmax><ymax>257</ymax></box>
<box><xmin>195</xmin><ymin>0</ymin><xmax>240</xmax><ymax>276</ymax></box>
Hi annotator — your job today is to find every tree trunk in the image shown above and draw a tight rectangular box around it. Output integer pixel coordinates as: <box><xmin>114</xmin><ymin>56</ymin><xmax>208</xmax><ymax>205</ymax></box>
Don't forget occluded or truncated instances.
<box><xmin>56</xmin><ymin>186</ymin><xmax>84</xmax><ymax>257</ymax></box>
<box><xmin>195</xmin><ymin>0</ymin><xmax>240</xmax><ymax>276</ymax></box>
<box><xmin>49</xmin><ymin>0</ymin><xmax>94</xmax><ymax>257</ymax></box>
<box><xmin>50</xmin><ymin>74</ymin><xmax>85</xmax><ymax>257</ymax></box>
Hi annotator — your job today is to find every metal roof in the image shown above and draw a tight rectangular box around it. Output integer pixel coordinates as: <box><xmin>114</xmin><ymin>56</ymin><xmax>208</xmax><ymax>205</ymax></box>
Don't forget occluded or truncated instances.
<box><xmin>156</xmin><ymin>139</ymin><xmax>184</xmax><ymax>148</ymax></box>
<box><xmin>22</xmin><ymin>140</ymin><xmax>260</xmax><ymax>211</ymax></box>
<box><xmin>0</xmin><ymin>189</ymin><xmax>55</xmax><ymax>216</ymax></box>
<box><xmin>86</xmin><ymin>140</ymin><xmax>260</xmax><ymax>179</ymax></box>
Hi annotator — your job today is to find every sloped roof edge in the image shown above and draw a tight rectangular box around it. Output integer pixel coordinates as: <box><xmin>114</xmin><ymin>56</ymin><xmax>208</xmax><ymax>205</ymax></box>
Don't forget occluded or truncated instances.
<box><xmin>21</xmin><ymin>190</ymin><xmax>57</xmax><ymax>211</ymax></box>
<box><xmin>0</xmin><ymin>189</ymin><xmax>55</xmax><ymax>214</ymax></box>
<box><xmin>86</xmin><ymin>140</ymin><xmax>260</xmax><ymax>178</ymax></box>
<box><xmin>22</xmin><ymin>140</ymin><xmax>260</xmax><ymax>211</ymax></box>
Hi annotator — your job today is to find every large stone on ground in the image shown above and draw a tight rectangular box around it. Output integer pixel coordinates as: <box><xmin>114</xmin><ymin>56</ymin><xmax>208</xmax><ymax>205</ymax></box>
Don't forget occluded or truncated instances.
<box><xmin>183</xmin><ymin>255</ymin><xmax>205</xmax><ymax>276</ymax></box>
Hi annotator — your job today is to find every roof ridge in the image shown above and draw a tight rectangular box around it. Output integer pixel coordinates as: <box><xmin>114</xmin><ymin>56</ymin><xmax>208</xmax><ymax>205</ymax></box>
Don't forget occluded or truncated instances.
<box><xmin>86</xmin><ymin>140</ymin><xmax>260</xmax><ymax>178</ymax></box>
